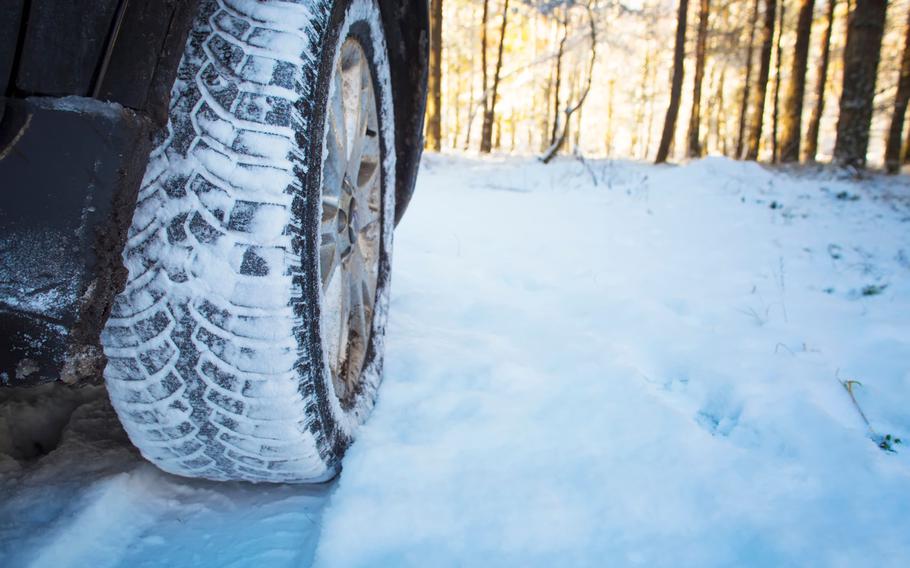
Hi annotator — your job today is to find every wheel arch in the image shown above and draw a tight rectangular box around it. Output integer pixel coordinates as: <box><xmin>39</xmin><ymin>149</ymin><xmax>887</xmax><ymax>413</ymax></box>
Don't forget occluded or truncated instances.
<box><xmin>377</xmin><ymin>0</ymin><xmax>429</xmax><ymax>224</ymax></box>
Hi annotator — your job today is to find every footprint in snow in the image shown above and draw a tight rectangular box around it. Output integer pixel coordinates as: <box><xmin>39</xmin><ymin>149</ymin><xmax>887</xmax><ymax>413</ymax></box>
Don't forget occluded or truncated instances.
<box><xmin>694</xmin><ymin>386</ymin><xmax>745</xmax><ymax>438</ymax></box>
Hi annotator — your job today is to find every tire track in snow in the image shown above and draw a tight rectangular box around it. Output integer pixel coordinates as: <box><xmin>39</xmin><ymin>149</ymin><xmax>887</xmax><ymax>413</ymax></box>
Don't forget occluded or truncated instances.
<box><xmin>0</xmin><ymin>392</ymin><xmax>332</xmax><ymax>568</ymax></box>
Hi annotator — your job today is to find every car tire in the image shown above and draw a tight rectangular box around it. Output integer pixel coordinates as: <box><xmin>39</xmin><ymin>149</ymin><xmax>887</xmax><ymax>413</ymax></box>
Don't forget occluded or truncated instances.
<box><xmin>101</xmin><ymin>0</ymin><xmax>396</xmax><ymax>483</ymax></box>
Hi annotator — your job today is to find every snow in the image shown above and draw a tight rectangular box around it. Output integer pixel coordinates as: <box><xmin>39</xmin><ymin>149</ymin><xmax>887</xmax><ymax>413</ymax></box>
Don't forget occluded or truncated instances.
<box><xmin>2</xmin><ymin>155</ymin><xmax>910</xmax><ymax>566</ymax></box>
<box><xmin>36</xmin><ymin>96</ymin><xmax>126</xmax><ymax>119</ymax></box>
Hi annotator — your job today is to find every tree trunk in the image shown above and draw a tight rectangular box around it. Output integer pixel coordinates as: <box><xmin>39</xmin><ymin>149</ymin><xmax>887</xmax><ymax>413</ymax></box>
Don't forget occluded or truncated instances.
<box><xmin>771</xmin><ymin>1</ymin><xmax>785</xmax><ymax>162</ymax></box>
<box><xmin>541</xmin><ymin>18</ymin><xmax>557</xmax><ymax>153</ymax></box>
<box><xmin>540</xmin><ymin>1</ymin><xmax>597</xmax><ymax>164</ymax></box>
<box><xmin>573</xmin><ymin>91</ymin><xmax>583</xmax><ymax>150</ymax></box>
<box><xmin>804</xmin><ymin>0</ymin><xmax>836</xmax><ymax>162</ymax></box>
<box><xmin>464</xmin><ymin>1</ymin><xmax>483</xmax><ymax>150</ymax></box>
<box><xmin>480</xmin><ymin>0</ymin><xmax>510</xmax><ymax>153</ymax></box>
<box><xmin>833</xmin><ymin>0</ymin><xmax>887</xmax><ymax>168</ymax></box>
<box><xmin>884</xmin><ymin>4</ymin><xmax>910</xmax><ymax>173</ymax></box>
<box><xmin>779</xmin><ymin>0</ymin><xmax>816</xmax><ymax>162</ymax></box>
<box><xmin>745</xmin><ymin>0</ymin><xmax>777</xmax><ymax>160</ymax></box>
<box><xmin>453</xmin><ymin>60</ymin><xmax>463</xmax><ymax>148</ymax></box>
<box><xmin>645</xmin><ymin>48</ymin><xmax>657</xmax><ymax>157</ymax></box>
<box><xmin>686</xmin><ymin>0</ymin><xmax>710</xmax><ymax>158</ymax></box>
<box><xmin>425</xmin><ymin>0</ymin><xmax>443</xmax><ymax>151</ymax></box>
<box><xmin>719</xmin><ymin>68</ymin><xmax>728</xmax><ymax>154</ymax></box>
<box><xmin>551</xmin><ymin>7</ymin><xmax>569</xmax><ymax>146</ymax></box>
<box><xmin>634</xmin><ymin>50</ymin><xmax>651</xmax><ymax>157</ymax></box>
<box><xmin>605</xmin><ymin>78</ymin><xmax>615</xmax><ymax>155</ymax></box>
<box><xmin>655</xmin><ymin>0</ymin><xmax>690</xmax><ymax>164</ymax></box>
<box><xmin>736</xmin><ymin>0</ymin><xmax>761</xmax><ymax>159</ymax></box>
<box><xmin>479</xmin><ymin>0</ymin><xmax>489</xmax><ymax>150</ymax></box>
<box><xmin>712</xmin><ymin>66</ymin><xmax>727</xmax><ymax>154</ymax></box>
<box><xmin>542</xmin><ymin>48</ymin><xmax>554</xmax><ymax>152</ymax></box>
<box><xmin>705</xmin><ymin>63</ymin><xmax>718</xmax><ymax>151</ymax></box>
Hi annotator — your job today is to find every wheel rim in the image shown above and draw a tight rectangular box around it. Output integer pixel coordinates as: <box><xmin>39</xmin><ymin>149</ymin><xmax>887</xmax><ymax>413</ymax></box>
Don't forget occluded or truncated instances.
<box><xmin>319</xmin><ymin>38</ymin><xmax>382</xmax><ymax>406</ymax></box>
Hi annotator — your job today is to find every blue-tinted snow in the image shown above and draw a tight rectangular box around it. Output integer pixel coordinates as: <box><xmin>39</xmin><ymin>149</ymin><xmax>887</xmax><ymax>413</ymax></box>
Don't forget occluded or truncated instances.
<box><xmin>1</xmin><ymin>155</ymin><xmax>909</xmax><ymax>567</ymax></box>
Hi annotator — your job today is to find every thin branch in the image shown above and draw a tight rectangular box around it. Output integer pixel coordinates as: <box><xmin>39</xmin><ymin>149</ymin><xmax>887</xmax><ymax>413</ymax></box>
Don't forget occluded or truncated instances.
<box><xmin>540</xmin><ymin>1</ymin><xmax>597</xmax><ymax>163</ymax></box>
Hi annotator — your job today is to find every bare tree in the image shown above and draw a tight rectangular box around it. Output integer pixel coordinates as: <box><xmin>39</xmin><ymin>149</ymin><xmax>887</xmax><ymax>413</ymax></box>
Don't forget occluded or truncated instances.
<box><xmin>718</xmin><ymin>67</ymin><xmax>728</xmax><ymax>154</ymax></box>
<box><xmin>885</xmin><ymin>4</ymin><xmax>910</xmax><ymax>173</ymax></box>
<box><xmin>480</xmin><ymin>0</ymin><xmax>511</xmax><ymax>153</ymax></box>
<box><xmin>426</xmin><ymin>0</ymin><xmax>443</xmax><ymax>151</ymax></box>
<box><xmin>541</xmin><ymin>1</ymin><xmax>597</xmax><ymax>163</ymax></box>
<box><xmin>633</xmin><ymin>49</ymin><xmax>652</xmax><ymax>157</ymax></box>
<box><xmin>479</xmin><ymin>0</ymin><xmax>490</xmax><ymax>150</ymax></box>
<box><xmin>605</xmin><ymin>78</ymin><xmax>616</xmax><ymax>155</ymax></box>
<box><xmin>541</xmin><ymin>18</ymin><xmax>558</xmax><ymax>151</ymax></box>
<box><xmin>687</xmin><ymin>0</ymin><xmax>711</xmax><ymax>158</ymax></box>
<box><xmin>452</xmin><ymin>53</ymin><xmax>465</xmax><ymax>148</ymax></box>
<box><xmin>834</xmin><ymin>0</ymin><xmax>887</xmax><ymax>168</ymax></box>
<box><xmin>708</xmin><ymin>65</ymin><xmax>728</xmax><ymax>154</ymax></box>
<box><xmin>771</xmin><ymin>0</ymin><xmax>785</xmax><ymax>162</ymax></box>
<box><xmin>550</xmin><ymin>4</ymin><xmax>570</xmax><ymax>146</ymax></box>
<box><xmin>745</xmin><ymin>0</ymin><xmax>777</xmax><ymax>160</ymax></box>
<box><xmin>463</xmin><ymin>0</ymin><xmax>483</xmax><ymax>150</ymax></box>
<box><xmin>804</xmin><ymin>0</ymin><xmax>836</xmax><ymax>162</ymax></box>
<box><xmin>736</xmin><ymin>0</ymin><xmax>761</xmax><ymax>159</ymax></box>
<box><xmin>779</xmin><ymin>0</ymin><xmax>816</xmax><ymax>162</ymax></box>
<box><xmin>655</xmin><ymin>0</ymin><xmax>690</xmax><ymax>164</ymax></box>
<box><xmin>905</xmin><ymin>119</ymin><xmax>910</xmax><ymax>165</ymax></box>
<box><xmin>645</xmin><ymin>56</ymin><xmax>657</xmax><ymax>156</ymax></box>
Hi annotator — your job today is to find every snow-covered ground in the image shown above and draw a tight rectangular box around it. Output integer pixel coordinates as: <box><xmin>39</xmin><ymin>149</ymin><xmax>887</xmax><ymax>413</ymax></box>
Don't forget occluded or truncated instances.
<box><xmin>2</xmin><ymin>155</ymin><xmax>909</xmax><ymax>567</ymax></box>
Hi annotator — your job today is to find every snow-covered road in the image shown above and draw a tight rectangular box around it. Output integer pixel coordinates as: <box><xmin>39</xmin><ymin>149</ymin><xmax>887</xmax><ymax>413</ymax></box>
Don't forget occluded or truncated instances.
<box><xmin>2</xmin><ymin>156</ymin><xmax>910</xmax><ymax>567</ymax></box>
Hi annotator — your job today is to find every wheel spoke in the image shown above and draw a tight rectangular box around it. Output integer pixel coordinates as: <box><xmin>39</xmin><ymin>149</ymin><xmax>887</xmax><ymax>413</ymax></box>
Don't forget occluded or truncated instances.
<box><xmin>346</xmin><ymin>110</ymin><xmax>369</xmax><ymax>185</ymax></box>
<box><xmin>322</xmin><ymin>195</ymin><xmax>340</xmax><ymax>223</ymax></box>
<box><xmin>348</xmin><ymin>250</ymin><xmax>370</xmax><ymax>341</ymax></box>
<box><xmin>363</xmin><ymin>255</ymin><xmax>379</xmax><ymax>310</ymax></box>
<box><xmin>340</xmin><ymin>262</ymin><xmax>355</xmax><ymax>363</ymax></box>
<box><xmin>360</xmin><ymin>273</ymin><xmax>377</xmax><ymax>321</ymax></box>
<box><xmin>330</xmin><ymin>67</ymin><xmax>347</xmax><ymax>170</ymax></box>
<box><xmin>356</xmin><ymin>142</ymin><xmax>380</xmax><ymax>195</ymax></box>
<box><xmin>320</xmin><ymin>210</ymin><xmax>338</xmax><ymax>241</ymax></box>
<box><xmin>341</xmin><ymin>49</ymin><xmax>363</xmax><ymax>161</ymax></box>
<box><xmin>324</xmin><ymin>116</ymin><xmax>345</xmax><ymax>197</ymax></box>
<box><xmin>319</xmin><ymin>239</ymin><xmax>338</xmax><ymax>288</ymax></box>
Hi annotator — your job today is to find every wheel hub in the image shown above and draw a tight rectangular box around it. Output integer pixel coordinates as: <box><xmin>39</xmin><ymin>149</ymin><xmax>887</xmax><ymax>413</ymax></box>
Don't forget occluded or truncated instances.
<box><xmin>319</xmin><ymin>38</ymin><xmax>382</xmax><ymax>406</ymax></box>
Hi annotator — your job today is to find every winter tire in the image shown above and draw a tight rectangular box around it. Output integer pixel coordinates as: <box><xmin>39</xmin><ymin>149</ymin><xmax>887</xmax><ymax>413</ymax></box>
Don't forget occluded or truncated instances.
<box><xmin>102</xmin><ymin>0</ymin><xmax>396</xmax><ymax>483</ymax></box>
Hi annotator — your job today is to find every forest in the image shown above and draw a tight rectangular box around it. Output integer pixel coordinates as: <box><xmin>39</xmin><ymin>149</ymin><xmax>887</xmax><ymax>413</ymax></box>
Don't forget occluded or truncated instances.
<box><xmin>424</xmin><ymin>0</ymin><xmax>910</xmax><ymax>172</ymax></box>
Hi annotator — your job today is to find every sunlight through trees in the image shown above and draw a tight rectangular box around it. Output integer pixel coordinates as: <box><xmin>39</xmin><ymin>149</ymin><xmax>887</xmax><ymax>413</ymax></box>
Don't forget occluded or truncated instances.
<box><xmin>426</xmin><ymin>0</ymin><xmax>910</xmax><ymax>171</ymax></box>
